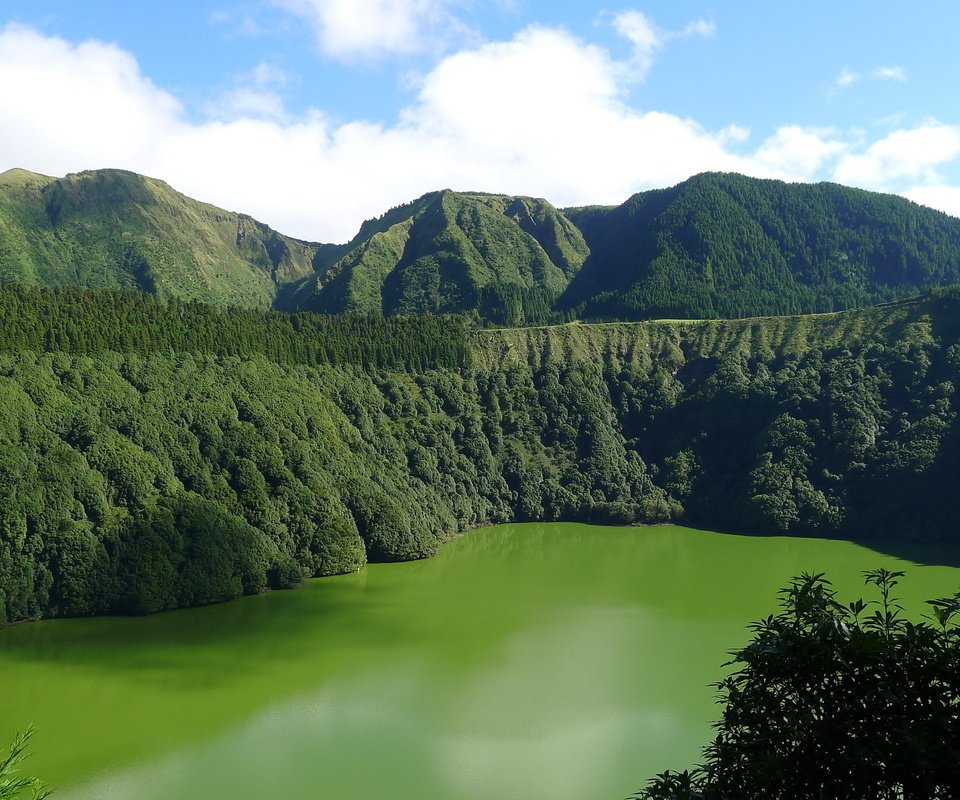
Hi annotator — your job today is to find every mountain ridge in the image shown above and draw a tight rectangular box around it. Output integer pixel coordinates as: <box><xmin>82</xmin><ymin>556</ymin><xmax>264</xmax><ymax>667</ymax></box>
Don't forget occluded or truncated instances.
<box><xmin>4</xmin><ymin>167</ymin><xmax>960</xmax><ymax>323</ymax></box>
<box><xmin>0</xmin><ymin>167</ymin><xmax>326</xmax><ymax>308</ymax></box>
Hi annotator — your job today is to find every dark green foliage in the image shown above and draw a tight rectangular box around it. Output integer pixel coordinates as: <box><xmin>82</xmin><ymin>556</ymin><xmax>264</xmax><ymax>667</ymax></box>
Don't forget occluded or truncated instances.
<box><xmin>634</xmin><ymin>570</ymin><xmax>960</xmax><ymax>799</ymax></box>
<box><xmin>483</xmin><ymin>290</ymin><xmax>960</xmax><ymax>544</ymax></box>
<box><xmin>114</xmin><ymin>494</ymin><xmax>286</xmax><ymax>614</ymax></box>
<box><xmin>305</xmin><ymin>176</ymin><xmax>960</xmax><ymax>324</ymax></box>
<box><xmin>0</xmin><ymin>286</ymin><xmax>959</xmax><ymax>623</ymax></box>
<box><xmin>0</xmin><ymin>285</ymin><xmax>469</xmax><ymax>372</ymax></box>
<box><xmin>563</xmin><ymin>172</ymin><xmax>960</xmax><ymax>320</ymax></box>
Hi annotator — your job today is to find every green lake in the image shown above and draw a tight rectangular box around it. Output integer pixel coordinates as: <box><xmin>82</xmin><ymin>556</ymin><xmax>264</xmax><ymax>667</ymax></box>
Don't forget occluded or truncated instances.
<box><xmin>2</xmin><ymin>523</ymin><xmax>959</xmax><ymax>799</ymax></box>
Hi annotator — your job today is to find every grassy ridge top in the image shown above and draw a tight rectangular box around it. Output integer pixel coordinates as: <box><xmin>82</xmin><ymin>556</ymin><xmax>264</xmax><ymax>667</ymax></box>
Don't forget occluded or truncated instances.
<box><xmin>2</xmin><ymin>282</ymin><xmax>956</xmax><ymax>375</ymax></box>
<box><xmin>0</xmin><ymin>168</ymin><xmax>323</xmax><ymax>308</ymax></box>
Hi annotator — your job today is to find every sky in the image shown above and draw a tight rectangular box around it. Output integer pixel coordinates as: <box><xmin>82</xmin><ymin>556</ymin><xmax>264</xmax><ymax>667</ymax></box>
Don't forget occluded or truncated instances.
<box><xmin>3</xmin><ymin>1</ymin><xmax>960</xmax><ymax>243</ymax></box>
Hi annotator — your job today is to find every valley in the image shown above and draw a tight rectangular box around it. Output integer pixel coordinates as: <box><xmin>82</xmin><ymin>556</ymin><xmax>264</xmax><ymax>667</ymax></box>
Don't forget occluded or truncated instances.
<box><xmin>1</xmin><ymin>168</ymin><xmax>959</xmax><ymax>797</ymax></box>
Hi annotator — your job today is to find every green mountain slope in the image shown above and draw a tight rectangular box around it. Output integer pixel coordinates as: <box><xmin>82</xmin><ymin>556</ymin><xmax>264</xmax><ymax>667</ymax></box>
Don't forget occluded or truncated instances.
<box><xmin>562</xmin><ymin>172</ymin><xmax>960</xmax><ymax>319</ymax></box>
<box><xmin>295</xmin><ymin>190</ymin><xmax>589</xmax><ymax>325</ymax></box>
<box><xmin>0</xmin><ymin>168</ymin><xmax>330</xmax><ymax>309</ymax></box>
<box><xmin>4</xmin><ymin>168</ymin><xmax>960</xmax><ymax>322</ymax></box>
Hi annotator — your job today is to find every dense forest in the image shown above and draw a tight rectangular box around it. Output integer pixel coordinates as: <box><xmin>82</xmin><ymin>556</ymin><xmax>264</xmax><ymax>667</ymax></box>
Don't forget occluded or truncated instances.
<box><xmin>0</xmin><ymin>285</ymin><xmax>468</xmax><ymax>371</ymax></box>
<box><xmin>563</xmin><ymin>172</ymin><xmax>960</xmax><ymax>320</ymax></box>
<box><xmin>5</xmin><ymin>168</ymin><xmax>960</xmax><ymax>324</ymax></box>
<box><xmin>1</xmin><ymin>285</ymin><xmax>958</xmax><ymax>624</ymax></box>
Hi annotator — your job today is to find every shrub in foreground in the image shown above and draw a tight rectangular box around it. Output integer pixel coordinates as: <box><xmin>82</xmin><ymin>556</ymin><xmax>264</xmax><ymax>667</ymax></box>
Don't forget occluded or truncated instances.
<box><xmin>635</xmin><ymin>570</ymin><xmax>960</xmax><ymax>799</ymax></box>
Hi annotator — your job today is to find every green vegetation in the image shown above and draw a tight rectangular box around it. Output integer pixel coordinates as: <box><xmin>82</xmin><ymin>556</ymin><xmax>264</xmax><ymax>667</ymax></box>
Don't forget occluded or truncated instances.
<box><xmin>563</xmin><ymin>173</ymin><xmax>960</xmax><ymax>320</ymax></box>
<box><xmin>0</xmin><ymin>168</ymin><xmax>326</xmax><ymax>309</ymax></box>
<box><xmin>5</xmin><ymin>168</ymin><xmax>960</xmax><ymax>324</ymax></box>
<box><xmin>0</xmin><ymin>728</ymin><xmax>50</xmax><ymax>800</ymax></box>
<box><xmin>4</xmin><ymin>167</ymin><xmax>960</xmax><ymax>797</ymax></box>
<box><xmin>298</xmin><ymin>190</ymin><xmax>587</xmax><ymax>325</ymax></box>
<box><xmin>634</xmin><ymin>570</ymin><xmax>960</xmax><ymax>799</ymax></box>
<box><xmin>0</xmin><ymin>285</ymin><xmax>958</xmax><ymax>622</ymax></box>
<box><xmin>0</xmin><ymin>285</ymin><xmax>468</xmax><ymax>371</ymax></box>
<box><xmin>301</xmin><ymin>175</ymin><xmax>960</xmax><ymax>324</ymax></box>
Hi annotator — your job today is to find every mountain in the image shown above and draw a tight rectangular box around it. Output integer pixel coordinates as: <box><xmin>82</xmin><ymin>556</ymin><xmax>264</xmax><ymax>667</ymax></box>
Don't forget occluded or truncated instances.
<box><xmin>4</xmin><ymin>167</ymin><xmax>960</xmax><ymax>322</ymax></box>
<box><xmin>294</xmin><ymin>189</ymin><xmax>589</xmax><ymax>325</ymax></box>
<box><xmin>0</xmin><ymin>167</ymin><xmax>338</xmax><ymax>309</ymax></box>
<box><xmin>562</xmin><ymin>172</ymin><xmax>960</xmax><ymax>319</ymax></box>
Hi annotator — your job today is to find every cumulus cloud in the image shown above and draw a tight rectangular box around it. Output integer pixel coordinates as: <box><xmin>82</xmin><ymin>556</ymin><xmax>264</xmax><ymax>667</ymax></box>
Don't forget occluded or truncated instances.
<box><xmin>0</xmin><ymin>21</ymin><xmax>741</xmax><ymax>240</ymax></box>
<box><xmin>205</xmin><ymin>62</ymin><xmax>291</xmax><ymax>121</ymax></box>
<box><xmin>753</xmin><ymin>126</ymin><xmax>848</xmax><ymax>179</ymax></box>
<box><xmin>1</xmin><ymin>22</ymin><xmax>957</xmax><ymax>241</ymax></box>
<box><xmin>833</xmin><ymin>122</ymin><xmax>960</xmax><ymax>188</ymax></box>
<box><xmin>903</xmin><ymin>184</ymin><xmax>960</xmax><ymax>218</ymax></box>
<box><xmin>270</xmin><ymin>0</ymin><xmax>464</xmax><ymax>61</ymax></box>
<box><xmin>0</xmin><ymin>23</ymin><xmax>182</xmax><ymax>171</ymax></box>
<box><xmin>718</xmin><ymin>124</ymin><xmax>750</xmax><ymax>144</ymax></box>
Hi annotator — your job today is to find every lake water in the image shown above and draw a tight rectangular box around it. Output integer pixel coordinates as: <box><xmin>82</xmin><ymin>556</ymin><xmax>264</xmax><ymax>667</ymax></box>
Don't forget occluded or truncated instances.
<box><xmin>2</xmin><ymin>523</ymin><xmax>959</xmax><ymax>800</ymax></box>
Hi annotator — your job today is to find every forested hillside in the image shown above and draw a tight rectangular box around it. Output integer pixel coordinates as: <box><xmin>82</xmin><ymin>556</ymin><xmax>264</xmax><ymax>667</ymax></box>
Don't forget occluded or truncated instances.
<box><xmin>562</xmin><ymin>172</ymin><xmax>960</xmax><ymax>319</ymax></box>
<box><xmin>1</xmin><ymin>286</ymin><xmax>958</xmax><ymax>624</ymax></box>
<box><xmin>0</xmin><ymin>285</ymin><xmax>468</xmax><ymax>371</ymax></box>
<box><xmin>295</xmin><ymin>190</ymin><xmax>587</xmax><ymax>325</ymax></box>
<box><xmin>6</xmin><ymin>168</ymin><xmax>960</xmax><ymax>323</ymax></box>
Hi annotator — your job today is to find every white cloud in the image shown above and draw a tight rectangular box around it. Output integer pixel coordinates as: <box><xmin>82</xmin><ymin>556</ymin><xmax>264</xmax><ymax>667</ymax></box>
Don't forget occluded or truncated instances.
<box><xmin>249</xmin><ymin>62</ymin><xmax>289</xmax><ymax>87</ymax></box>
<box><xmin>613</xmin><ymin>10</ymin><xmax>714</xmax><ymax>80</ymax></box>
<box><xmin>753</xmin><ymin>126</ymin><xmax>848</xmax><ymax>179</ymax></box>
<box><xmin>207</xmin><ymin>86</ymin><xmax>289</xmax><ymax>121</ymax></box>
<box><xmin>903</xmin><ymin>184</ymin><xmax>960</xmax><ymax>219</ymax></box>
<box><xmin>680</xmin><ymin>19</ymin><xmax>716</xmax><ymax>39</ymax></box>
<box><xmin>873</xmin><ymin>65</ymin><xmax>906</xmax><ymax>81</ymax></box>
<box><xmin>0</xmin><ymin>24</ymin><xmax>184</xmax><ymax>170</ymax></box>
<box><xmin>613</xmin><ymin>9</ymin><xmax>662</xmax><ymax>72</ymax></box>
<box><xmin>833</xmin><ymin>122</ymin><xmax>960</xmax><ymax>188</ymax></box>
<box><xmin>270</xmin><ymin>0</ymin><xmax>464</xmax><ymax>61</ymax></box>
<box><xmin>1</xmin><ymin>22</ymin><xmax>957</xmax><ymax>242</ymax></box>
<box><xmin>718</xmin><ymin>124</ymin><xmax>750</xmax><ymax>144</ymax></box>
<box><xmin>205</xmin><ymin>62</ymin><xmax>291</xmax><ymax>121</ymax></box>
<box><xmin>1</xmin><ymin>21</ymin><xmax>747</xmax><ymax>240</ymax></box>
<box><xmin>833</xmin><ymin>64</ymin><xmax>906</xmax><ymax>94</ymax></box>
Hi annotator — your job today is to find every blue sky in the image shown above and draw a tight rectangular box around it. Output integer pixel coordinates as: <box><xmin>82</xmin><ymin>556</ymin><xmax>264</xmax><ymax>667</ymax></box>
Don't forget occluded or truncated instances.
<box><xmin>2</xmin><ymin>1</ymin><xmax>959</xmax><ymax>242</ymax></box>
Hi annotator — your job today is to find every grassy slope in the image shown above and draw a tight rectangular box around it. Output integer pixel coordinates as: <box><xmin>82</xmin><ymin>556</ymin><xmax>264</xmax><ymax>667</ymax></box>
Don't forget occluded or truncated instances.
<box><xmin>299</xmin><ymin>190</ymin><xmax>589</xmax><ymax>317</ymax></box>
<box><xmin>473</xmin><ymin>294</ymin><xmax>948</xmax><ymax>371</ymax></box>
<box><xmin>0</xmin><ymin>168</ymin><xmax>324</xmax><ymax>309</ymax></box>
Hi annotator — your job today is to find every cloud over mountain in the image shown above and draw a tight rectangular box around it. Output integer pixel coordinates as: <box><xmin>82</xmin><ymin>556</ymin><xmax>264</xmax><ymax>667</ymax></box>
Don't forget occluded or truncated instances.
<box><xmin>1</xmin><ymin>19</ymin><xmax>958</xmax><ymax>243</ymax></box>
